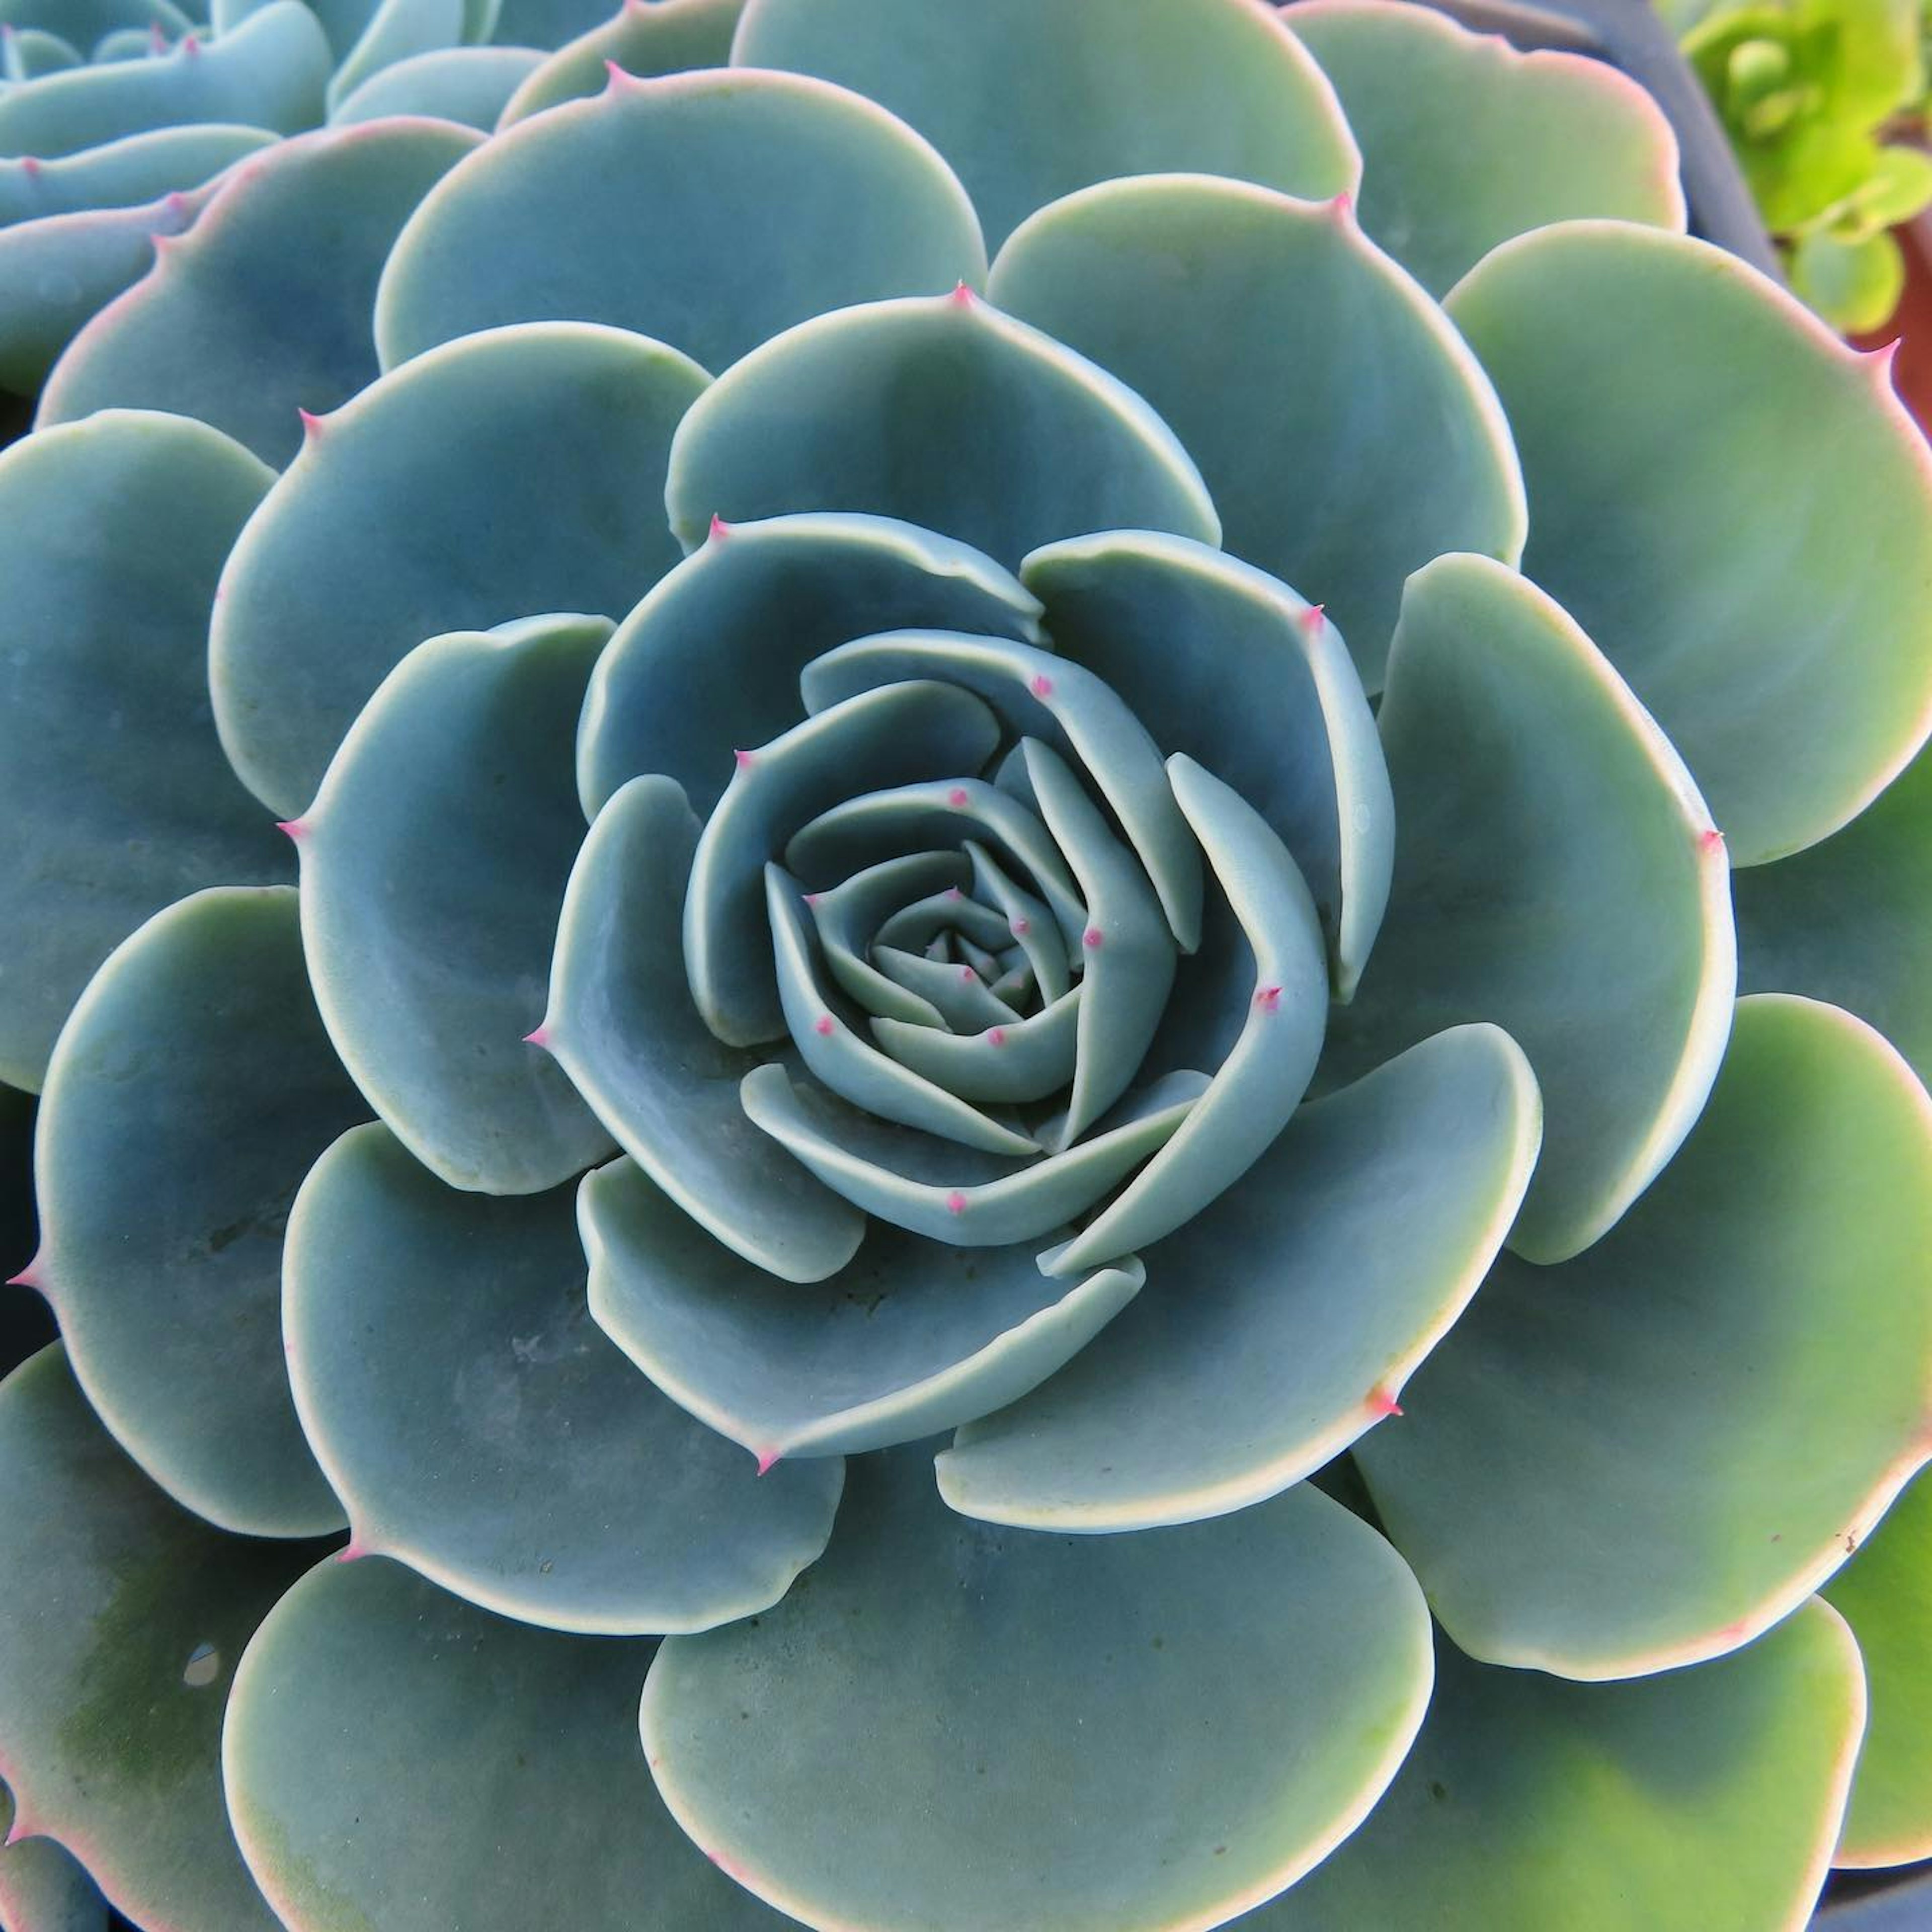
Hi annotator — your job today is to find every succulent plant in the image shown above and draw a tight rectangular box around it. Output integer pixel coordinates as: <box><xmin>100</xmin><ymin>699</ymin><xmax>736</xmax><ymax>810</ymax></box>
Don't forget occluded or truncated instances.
<box><xmin>3</xmin><ymin>1</ymin><xmax>1932</xmax><ymax>1927</ymax></box>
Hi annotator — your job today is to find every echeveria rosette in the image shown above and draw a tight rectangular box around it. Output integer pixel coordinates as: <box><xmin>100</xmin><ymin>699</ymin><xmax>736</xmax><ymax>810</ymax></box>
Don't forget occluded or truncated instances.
<box><xmin>0</xmin><ymin>2</ymin><xmax>1929</xmax><ymax>1928</ymax></box>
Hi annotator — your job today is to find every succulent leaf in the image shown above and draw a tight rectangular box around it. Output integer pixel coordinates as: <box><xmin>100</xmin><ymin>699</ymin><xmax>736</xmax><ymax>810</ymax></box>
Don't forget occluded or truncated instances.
<box><xmin>210</xmin><ymin>319</ymin><xmax>709</xmax><ymax>818</ymax></box>
<box><xmin>326</xmin><ymin>44</ymin><xmax>542</xmax><ymax>126</ymax></box>
<box><xmin>295</xmin><ymin>614</ymin><xmax>616</xmax><ymax>1194</ymax></box>
<box><xmin>0</xmin><ymin>408</ymin><xmax>286</xmax><ymax>1091</ymax></box>
<box><xmin>663</xmin><ymin>291</ymin><xmax>1220</xmax><ymax>568</ymax></box>
<box><xmin>283</xmin><ymin>1123</ymin><xmax>842</xmax><ymax>1633</ymax></box>
<box><xmin>39</xmin><ymin>117</ymin><xmax>482</xmax><ymax>466</ymax></box>
<box><xmin>1284</xmin><ymin>0</ymin><xmax>1688</xmax><ymax>295</ymax></box>
<box><xmin>0</xmin><ymin>120</ymin><xmax>268</xmax><ymax>221</ymax></box>
<box><xmin>1446</xmin><ymin>219</ymin><xmax>1932</xmax><ymax>865</ymax></box>
<box><xmin>1357</xmin><ymin>994</ymin><xmax>1932</xmax><ymax>1679</ymax></box>
<box><xmin>642</xmin><ymin>1446</ymin><xmax>1431</xmax><ymax>1932</ymax></box>
<box><xmin>1325</xmin><ymin>551</ymin><xmax>1735</xmax><ymax>1262</ymax></box>
<box><xmin>34</xmin><ymin>886</ymin><xmax>359</xmax><ymax>1536</ymax></box>
<box><xmin>938</xmin><ymin>1022</ymin><xmax>1540</xmax><ymax>1532</ymax></box>
<box><xmin>495</xmin><ymin>0</ymin><xmax>743</xmax><ymax>125</ymax></box>
<box><xmin>0</xmin><ymin>1782</ymin><xmax>107</xmax><ymax>1932</ymax></box>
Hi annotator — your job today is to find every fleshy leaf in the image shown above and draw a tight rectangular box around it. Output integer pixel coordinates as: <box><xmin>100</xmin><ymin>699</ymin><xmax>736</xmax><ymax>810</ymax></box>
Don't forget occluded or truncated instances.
<box><xmin>0</xmin><ymin>1782</ymin><xmax>107</xmax><ymax>1932</ymax></box>
<box><xmin>579</xmin><ymin>513</ymin><xmax>1040</xmax><ymax>821</ymax></box>
<box><xmin>582</xmin><ymin>1157</ymin><xmax>1142</xmax><ymax>1462</ymax></box>
<box><xmin>0</xmin><ymin>122</ymin><xmax>269</xmax><ymax>223</ymax></box>
<box><xmin>40</xmin><ymin>118</ymin><xmax>481</xmax><ymax>467</ymax></box>
<box><xmin>1822</xmin><ymin>1468</ymin><xmax>1932</xmax><ymax>1865</ymax></box>
<box><xmin>296</xmin><ymin>615</ymin><xmax>614</xmax><ymax>1193</ymax></box>
<box><xmin>1326</xmin><ymin>552</ymin><xmax>1735</xmax><ymax>1262</ymax></box>
<box><xmin>211</xmin><ymin>320</ymin><xmax>708</xmax><ymax>818</ymax></box>
<box><xmin>34</xmin><ymin>887</ymin><xmax>357</xmax><ymax>1536</ymax></box>
<box><xmin>1445</xmin><ymin>220</ymin><xmax>1932</xmax><ymax>864</ymax></box>
<box><xmin>663</xmin><ymin>291</ymin><xmax>1219</xmax><ymax>569</ymax></box>
<box><xmin>1735</xmin><ymin>740</ymin><xmax>1932</xmax><ymax>1085</ymax></box>
<box><xmin>0</xmin><ymin>1346</ymin><xmax>310</xmax><ymax>1932</ymax></box>
<box><xmin>1283</xmin><ymin>0</ymin><xmax>1686</xmax><ymax>295</ymax></box>
<box><xmin>645</xmin><ymin>1445</ymin><xmax>1429</xmax><ymax>1932</ymax></box>
<box><xmin>989</xmin><ymin>174</ymin><xmax>1525</xmax><ymax>687</ymax></box>
<box><xmin>1021</xmin><ymin>531</ymin><xmax>1392</xmax><ymax>998</ymax></box>
<box><xmin>324</xmin><ymin>0</ymin><xmax>464</xmax><ymax>116</ymax></box>
<box><xmin>496</xmin><ymin>0</ymin><xmax>743</xmax><ymax>125</ymax></box>
<box><xmin>0</xmin><ymin>409</ymin><xmax>286</xmax><ymax>1092</ymax></box>
<box><xmin>328</xmin><ymin>44</ymin><xmax>543</xmax><ymax>126</ymax></box>
<box><xmin>0</xmin><ymin>3</ymin><xmax>329</xmax><ymax>158</ymax></box>
<box><xmin>940</xmin><ymin>1023</ymin><xmax>1538</xmax><ymax>1531</ymax></box>
<box><xmin>1255</xmin><ymin>1603</ymin><xmax>1863</xmax><ymax>1931</ymax></box>
<box><xmin>224</xmin><ymin>1556</ymin><xmax>794</xmax><ymax>1932</ymax></box>
<box><xmin>285</xmin><ymin>1124</ymin><xmax>841</xmax><ymax>1633</ymax></box>
<box><xmin>731</xmin><ymin>0</ymin><xmax>1357</xmax><ymax>251</ymax></box>
<box><xmin>1357</xmin><ymin>994</ymin><xmax>1932</xmax><ymax>1679</ymax></box>
<box><xmin>542</xmin><ymin>776</ymin><xmax>865</xmax><ymax>1284</ymax></box>
<box><xmin>377</xmin><ymin>68</ymin><xmax>984</xmax><ymax>378</ymax></box>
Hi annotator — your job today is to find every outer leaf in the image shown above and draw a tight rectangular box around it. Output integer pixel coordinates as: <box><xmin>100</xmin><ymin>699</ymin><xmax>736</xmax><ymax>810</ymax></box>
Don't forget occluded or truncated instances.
<box><xmin>0</xmin><ymin>1346</ymin><xmax>309</xmax><ymax>1932</ymax></box>
<box><xmin>378</xmin><ymin>68</ymin><xmax>984</xmax><ymax>378</ymax></box>
<box><xmin>224</xmin><ymin>1556</ymin><xmax>793</xmax><ymax>1932</ymax></box>
<box><xmin>496</xmin><ymin>0</ymin><xmax>743</xmax><ymax>125</ymax></box>
<box><xmin>0</xmin><ymin>1783</ymin><xmax>106</xmax><ymax>1932</ymax></box>
<box><xmin>1823</xmin><ymin>1468</ymin><xmax>1932</xmax><ymax>1865</ymax></box>
<box><xmin>1736</xmin><ymin>741</ymin><xmax>1932</xmax><ymax>1084</ymax></box>
<box><xmin>1256</xmin><ymin>1602</ymin><xmax>1864</xmax><ymax>1932</ymax></box>
<box><xmin>211</xmin><ymin>320</ymin><xmax>708</xmax><ymax>818</ymax></box>
<box><xmin>1357</xmin><ymin>994</ymin><xmax>1932</xmax><ymax>1679</ymax></box>
<box><xmin>990</xmin><ymin>174</ymin><xmax>1525</xmax><ymax>687</ymax></box>
<box><xmin>731</xmin><ymin>0</ymin><xmax>1357</xmax><ymax>251</ymax></box>
<box><xmin>1284</xmin><ymin>0</ymin><xmax>1686</xmax><ymax>296</ymax></box>
<box><xmin>40</xmin><ymin>118</ymin><xmax>481</xmax><ymax>467</ymax></box>
<box><xmin>1446</xmin><ymin>220</ymin><xmax>1932</xmax><ymax>864</ymax></box>
<box><xmin>663</xmin><ymin>290</ymin><xmax>1219</xmax><ymax>570</ymax></box>
<box><xmin>284</xmin><ymin>1124</ymin><xmax>841</xmax><ymax>1634</ymax></box>
<box><xmin>542</xmin><ymin>775</ymin><xmax>865</xmax><ymax>1283</ymax></box>
<box><xmin>938</xmin><ymin>1023</ymin><xmax>1539</xmax><ymax>1531</ymax></box>
<box><xmin>643</xmin><ymin>1446</ymin><xmax>1431</xmax><ymax>1932</ymax></box>
<box><xmin>1325</xmin><ymin>553</ymin><xmax>1734</xmax><ymax>1262</ymax></box>
<box><xmin>582</xmin><ymin>1156</ymin><xmax>1142</xmax><ymax>1463</ymax></box>
<box><xmin>34</xmin><ymin>887</ymin><xmax>357</xmax><ymax>1536</ymax></box>
<box><xmin>0</xmin><ymin>409</ymin><xmax>286</xmax><ymax>1091</ymax></box>
<box><xmin>296</xmin><ymin>615</ymin><xmax>615</xmax><ymax>1194</ymax></box>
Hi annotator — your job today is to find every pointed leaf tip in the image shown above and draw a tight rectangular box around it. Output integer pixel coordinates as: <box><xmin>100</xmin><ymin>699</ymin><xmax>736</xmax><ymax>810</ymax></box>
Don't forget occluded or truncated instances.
<box><xmin>274</xmin><ymin>819</ymin><xmax>307</xmax><ymax>841</ymax></box>
<box><xmin>1368</xmin><ymin>1387</ymin><xmax>1404</xmax><ymax>1419</ymax></box>
<box><xmin>708</xmin><ymin>513</ymin><xmax>732</xmax><ymax>541</ymax></box>
<box><xmin>296</xmin><ymin>409</ymin><xmax>326</xmax><ymax>441</ymax></box>
<box><xmin>523</xmin><ymin>1025</ymin><xmax>551</xmax><ymax>1049</ymax></box>
<box><xmin>755</xmin><ymin>1451</ymin><xmax>780</xmax><ymax>1477</ymax></box>
<box><xmin>19</xmin><ymin>155</ymin><xmax>40</xmax><ymax>178</ymax></box>
<box><xmin>950</xmin><ymin>280</ymin><xmax>977</xmax><ymax>307</ymax></box>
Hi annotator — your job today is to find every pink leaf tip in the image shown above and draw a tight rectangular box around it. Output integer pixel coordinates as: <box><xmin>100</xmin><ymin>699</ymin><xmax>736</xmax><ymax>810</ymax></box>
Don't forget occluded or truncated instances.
<box><xmin>1329</xmin><ymin>188</ymin><xmax>1353</xmax><ymax>223</ymax></box>
<box><xmin>1082</xmin><ymin>926</ymin><xmax>1104</xmax><ymax>950</ymax></box>
<box><xmin>297</xmin><ymin>407</ymin><xmax>326</xmax><ymax>440</ymax></box>
<box><xmin>1864</xmin><ymin>337</ymin><xmax>1902</xmax><ymax>385</ymax></box>
<box><xmin>733</xmin><ymin>747</ymin><xmax>755</xmax><ymax>769</ymax></box>
<box><xmin>1699</xmin><ymin>827</ymin><xmax>1725</xmax><ymax>854</ymax></box>
<box><xmin>949</xmin><ymin>280</ymin><xmax>977</xmax><ymax>308</ymax></box>
<box><xmin>5</xmin><ymin>1257</ymin><xmax>42</xmax><ymax>1291</ymax></box>
<box><xmin>947</xmin><ymin>786</ymin><xmax>971</xmax><ymax>809</ymax></box>
<box><xmin>336</xmin><ymin>1540</ymin><xmax>370</xmax><ymax>1564</ymax></box>
<box><xmin>755</xmin><ymin>1450</ymin><xmax>780</xmax><ymax>1477</ymax></box>
<box><xmin>19</xmin><ymin>155</ymin><xmax>41</xmax><ymax>179</ymax></box>
<box><xmin>708</xmin><ymin>512</ymin><xmax>732</xmax><ymax>541</ymax></box>
<box><xmin>945</xmin><ymin>1190</ymin><xmax>969</xmax><ymax>1216</ymax></box>
<box><xmin>1299</xmin><ymin>602</ymin><xmax>1326</xmax><ymax>634</ymax></box>
<box><xmin>803</xmin><ymin>891</ymin><xmax>822</xmax><ymax>907</ymax></box>
<box><xmin>1366</xmin><ymin>1386</ymin><xmax>1404</xmax><ymax>1419</ymax></box>
<box><xmin>603</xmin><ymin>55</ymin><xmax>638</xmax><ymax>87</ymax></box>
<box><xmin>180</xmin><ymin>30</ymin><xmax>199</xmax><ymax>52</ymax></box>
<box><xmin>523</xmin><ymin>1025</ymin><xmax>551</xmax><ymax>1049</ymax></box>
<box><xmin>987</xmin><ymin>1026</ymin><xmax>1007</xmax><ymax>1048</ymax></box>
<box><xmin>164</xmin><ymin>189</ymin><xmax>191</xmax><ymax>217</ymax></box>
<box><xmin>1029</xmin><ymin>672</ymin><xmax>1054</xmax><ymax>698</ymax></box>
<box><xmin>814</xmin><ymin>1014</ymin><xmax>835</xmax><ymax>1036</ymax></box>
<box><xmin>3</xmin><ymin>1814</ymin><xmax>30</xmax><ymax>1848</ymax></box>
<box><xmin>945</xmin><ymin>885</ymin><xmax>963</xmax><ymax>900</ymax></box>
<box><xmin>1254</xmin><ymin>984</ymin><xmax>1281</xmax><ymax>1013</ymax></box>
<box><xmin>274</xmin><ymin>818</ymin><xmax>308</xmax><ymax>841</ymax></box>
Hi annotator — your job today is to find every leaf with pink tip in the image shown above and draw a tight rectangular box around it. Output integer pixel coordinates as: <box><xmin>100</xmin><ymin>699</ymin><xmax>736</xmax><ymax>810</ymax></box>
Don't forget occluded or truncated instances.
<box><xmin>378</xmin><ymin>68</ymin><xmax>985</xmax><ymax>379</ymax></box>
<box><xmin>1283</xmin><ymin>0</ymin><xmax>1685</xmax><ymax>297</ymax></box>
<box><xmin>41</xmin><ymin>119</ymin><xmax>482</xmax><ymax>467</ymax></box>
<box><xmin>1357</xmin><ymin>994</ymin><xmax>1932</xmax><ymax>1681</ymax></box>
<box><xmin>497</xmin><ymin>0</ymin><xmax>741</xmax><ymax>125</ymax></box>
<box><xmin>326</xmin><ymin>44</ymin><xmax>543</xmax><ymax>126</ymax></box>
<box><xmin>284</xmin><ymin>1123</ymin><xmax>841</xmax><ymax>1634</ymax></box>
<box><xmin>664</xmin><ymin>291</ymin><xmax>1219</xmax><ymax>570</ymax></box>
<box><xmin>733</xmin><ymin>0</ymin><xmax>1356</xmax><ymax>252</ymax></box>
<box><xmin>1822</xmin><ymin>1468</ymin><xmax>1932</xmax><ymax>1867</ymax></box>
<box><xmin>1446</xmin><ymin>221</ymin><xmax>1932</xmax><ymax>865</ymax></box>
<box><xmin>0</xmin><ymin>122</ymin><xmax>269</xmax><ymax>224</ymax></box>
<box><xmin>1326</xmin><ymin>552</ymin><xmax>1735</xmax><ymax>1263</ymax></box>
<box><xmin>0</xmin><ymin>1345</ymin><xmax>313</xmax><ymax>1932</ymax></box>
<box><xmin>1250</xmin><ymin>1602</ymin><xmax>1863</xmax><ymax>1931</ymax></box>
<box><xmin>582</xmin><ymin>1155</ymin><xmax>1143</xmax><ymax>1463</ymax></box>
<box><xmin>0</xmin><ymin>1782</ymin><xmax>106</xmax><ymax>1932</ymax></box>
<box><xmin>989</xmin><ymin>174</ymin><xmax>1525</xmax><ymax>690</ymax></box>
<box><xmin>0</xmin><ymin>409</ymin><xmax>287</xmax><ymax>1091</ymax></box>
<box><xmin>543</xmin><ymin>775</ymin><xmax>866</xmax><ymax>1284</ymax></box>
<box><xmin>938</xmin><ymin>1022</ymin><xmax>1538</xmax><ymax>1532</ymax></box>
<box><xmin>643</xmin><ymin>1444</ymin><xmax>1430</xmax><ymax>1932</ymax></box>
<box><xmin>224</xmin><ymin>1556</ymin><xmax>793</xmax><ymax>1932</ymax></box>
<box><xmin>0</xmin><ymin>2</ymin><xmax>329</xmax><ymax>158</ymax></box>
<box><xmin>211</xmin><ymin>320</ymin><xmax>709</xmax><ymax>818</ymax></box>
<box><xmin>295</xmin><ymin>614</ymin><xmax>615</xmax><ymax>1194</ymax></box>
<box><xmin>34</xmin><ymin>886</ymin><xmax>358</xmax><ymax>1536</ymax></box>
<box><xmin>1735</xmin><ymin>740</ymin><xmax>1932</xmax><ymax>1088</ymax></box>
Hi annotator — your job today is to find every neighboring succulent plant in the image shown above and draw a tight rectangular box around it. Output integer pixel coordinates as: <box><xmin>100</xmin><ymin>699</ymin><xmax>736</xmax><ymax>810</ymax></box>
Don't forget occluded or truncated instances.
<box><xmin>0</xmin><ymin>0</ymin><xmax>722</xmax><ymax>396</ymax></box>
<box><xmin>1662</xmin><ymin>0</ymin><xmax>1932</xmax><ymax>329</ymax></box>
<box><xmin>2</xmin><ymin>2</ymin><xmax>1932</xmax><ymax>1928</ymax></box>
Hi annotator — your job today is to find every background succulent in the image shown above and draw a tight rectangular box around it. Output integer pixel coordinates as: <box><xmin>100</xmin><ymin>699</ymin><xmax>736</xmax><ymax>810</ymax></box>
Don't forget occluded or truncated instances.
<box><xmin>1</xmin><ymin>1</ymin><xmax>1931</xmax><ymax>1928</ymax></box>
